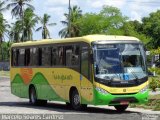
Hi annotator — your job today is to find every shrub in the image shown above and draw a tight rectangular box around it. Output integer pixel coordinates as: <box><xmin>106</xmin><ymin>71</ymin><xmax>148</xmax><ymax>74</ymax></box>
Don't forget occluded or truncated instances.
<box><xmin>153</xmin><ymin>99</ymin><xmax>160</xmax><ymax>111</ymax></box>
<box><xmin>149</xmin><ymin>77</ymin><xmax>160</xmax><ymax>91</ymax></box>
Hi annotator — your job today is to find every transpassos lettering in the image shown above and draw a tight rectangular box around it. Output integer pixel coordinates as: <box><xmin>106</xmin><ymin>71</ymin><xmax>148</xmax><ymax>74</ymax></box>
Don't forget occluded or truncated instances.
<box><xmin>53</xmin><ymin>74</ymin><xmax>73</xmax><ymax>80</ymax></box>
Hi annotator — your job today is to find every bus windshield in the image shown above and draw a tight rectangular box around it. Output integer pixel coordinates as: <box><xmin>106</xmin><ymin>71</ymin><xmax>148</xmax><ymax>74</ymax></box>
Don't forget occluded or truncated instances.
<box><xmin>93</xmin><ymin>43</ymin><xmax>147</xmax><ymax>81</ymax></box>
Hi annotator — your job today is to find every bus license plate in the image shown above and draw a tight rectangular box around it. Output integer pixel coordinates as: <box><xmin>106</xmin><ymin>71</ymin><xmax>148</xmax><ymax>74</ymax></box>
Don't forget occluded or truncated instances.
<box><xmin>120</xmin><ymin>101</ymin><xmax>129</xmax><ymax>105</ymax></box>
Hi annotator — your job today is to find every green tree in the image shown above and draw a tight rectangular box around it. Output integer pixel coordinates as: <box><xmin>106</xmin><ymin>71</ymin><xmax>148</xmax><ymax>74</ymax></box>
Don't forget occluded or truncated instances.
<box><xmin>9</xmin><ymin>20</ymin><xmax>22</xmax><ymax>42</ymax></box>
<box><xmin>121</xmin><ymin>21</ymin><xmax>151</xmax><ymax>45</ymax></box>
<box><xmin>36</xmin><ymin>14</ymin><xmax>56</xmax><ymax>39</ymax></box>
<box><xmin>1</xmin><ymin>41</ymin><xmax>12</xmax><ymax>61</ymax></box>
<box><xmin>0</xmin><ymin>14</ymin><xmax>10</xmax><ymax>61</ymax></box>
<box><xmin>59</xmin><ymin>5</ymin><xmax>82</xmax><ymax>38</ymax></box>
<box><xmin>78</xmin><ymin>5</ymin><xmax>127</xmax><ymax>36</ymax></box>
<box><xmin>0</xmin><ymin>0</ymin><xmax>10</xmax><ymax>61</ymax></box>
<box><xmin>128</xmin><ymin>20</ymin><xmax>143</xmax><ymax>33</ymax></box>
<box><xmin>21</xmin><ymin>8</ymin><xmax>38</xmax><ymax>41</ymax></box>
<box><xmin>6</xmin><ymin>0</ymin><xmax>34</xmax><ymax>18</ymax></box>
<box><xmin>142</xmin><ymin>10</ymin><xmax>160</xmax><ymax>49</ymax></box>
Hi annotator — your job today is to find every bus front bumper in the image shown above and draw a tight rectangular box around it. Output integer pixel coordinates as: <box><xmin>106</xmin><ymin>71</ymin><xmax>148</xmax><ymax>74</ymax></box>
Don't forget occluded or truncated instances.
<box><xmin>94</xmin><ymin>89</ymin><xmax>149</xmax><ymax>106</ymax></box>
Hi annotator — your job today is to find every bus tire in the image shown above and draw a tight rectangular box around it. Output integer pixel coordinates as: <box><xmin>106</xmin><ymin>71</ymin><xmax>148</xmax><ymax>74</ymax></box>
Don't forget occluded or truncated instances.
<box><xmin>114</xmin><ymin>105</ymin><xmax>128</xmax><ymax>112</ymax></box>
<box><xmin>71</xmin><ymin>89</ymin><xmax>87</xmax><ymax>110</ymax></box>
<box><xmin>29</xmin><ymin>87</ymin><xmax>47</xmax><ymax>106</ymax></box>
<box><xmin>29</xmin><ymin>87</ymin><xmax>38</xmax><ymax>105</ymax></box>
<box><xmin>38</xmin><ymin>100</ymin><xmax>47</xmax><ymax>106</ymax></box>
<box><xmin>66</xmin><ymin>102</ymin><xmax>71</xmax><ymax>107</ymax></box>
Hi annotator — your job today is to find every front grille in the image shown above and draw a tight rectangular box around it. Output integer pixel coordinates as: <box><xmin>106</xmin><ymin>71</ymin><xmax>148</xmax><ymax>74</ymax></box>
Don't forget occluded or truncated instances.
<box><xmin>111</xmin><ymin>93</ymin><xmax>137</xmax><ymax>95</ymax></box>
<box><xmin>109</xmin><ymin>97</ymin><xmax>138</xmax><ymax>104</ymax></box>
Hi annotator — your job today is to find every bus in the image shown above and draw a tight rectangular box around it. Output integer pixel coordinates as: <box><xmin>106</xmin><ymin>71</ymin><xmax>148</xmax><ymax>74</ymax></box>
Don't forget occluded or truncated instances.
<box><xmin>10</xmin><ymin>35</ymin><xmax>148</xmax><ymax>112</ymax></box>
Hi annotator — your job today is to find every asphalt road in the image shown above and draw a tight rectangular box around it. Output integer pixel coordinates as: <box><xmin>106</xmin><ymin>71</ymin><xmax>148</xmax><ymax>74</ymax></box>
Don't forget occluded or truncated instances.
<box><xmin>0</xmin><ymin>77</ymin><xmax>160</xmax><ymax>120</ymax></box>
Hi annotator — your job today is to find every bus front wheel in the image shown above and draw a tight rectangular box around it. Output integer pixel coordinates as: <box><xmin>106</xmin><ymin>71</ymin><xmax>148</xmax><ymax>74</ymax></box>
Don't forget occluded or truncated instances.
<box><xmin>71</xmin><ymin>90</ymin><xmax>87</xmax><ymax>110</ymax></box>
<box><xmin>114</xmin><ymin>105</ymin><xmax>128</xmax><ymax>112</ymax></box>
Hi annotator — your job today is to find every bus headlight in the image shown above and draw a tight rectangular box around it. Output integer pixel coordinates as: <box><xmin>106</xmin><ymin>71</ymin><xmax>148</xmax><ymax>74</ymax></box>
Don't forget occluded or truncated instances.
<box><xmin>95</xmin><ymin>87</ymin><xmax>108</xmax><ymax>94</ymax></box>
<box><xmin>139</xmin><ymin>85</ymin><xmax>148</xmax><ymax>93</ymax></box>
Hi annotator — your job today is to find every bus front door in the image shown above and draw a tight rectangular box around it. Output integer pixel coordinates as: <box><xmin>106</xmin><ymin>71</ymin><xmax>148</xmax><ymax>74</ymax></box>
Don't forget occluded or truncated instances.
<box><xmin>80</xmin><ymin>48</ymin><xmax>93</xmax><ymax>104</ymax></box>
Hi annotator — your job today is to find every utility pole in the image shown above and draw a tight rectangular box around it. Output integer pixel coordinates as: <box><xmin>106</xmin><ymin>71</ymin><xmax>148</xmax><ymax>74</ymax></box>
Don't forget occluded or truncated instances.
<box><xmin>68</xmin><ymin>0</ymin><xmax>71</xmax><ymax>38</ymax></box>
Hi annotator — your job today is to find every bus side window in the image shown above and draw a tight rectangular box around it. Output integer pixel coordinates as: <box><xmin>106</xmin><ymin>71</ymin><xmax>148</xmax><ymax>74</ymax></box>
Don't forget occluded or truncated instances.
<box><xmin>72</xmin><ymin>45</ymin><xmax>80</xmax><ymax>66</ymax></box>
<box><xmin>81</xmin><ymin>46</ymin><xmax>90</xmax><ymax>80</ymax></box>
<box><xmin>30</xmin><ymin>47</ymin><xmax>38</xmax><ymax>66</ymax></box>
<box><xmin>52</xmin><ymin>47</ymin><xmax>58</xmax><ymax>66</ymax></box>
<box><xmin>42</xmin><ymin>47</ymin><xmax>51</xmax><ymax>66</ymax></box>
<box><xmin>65</xmin><ymin>45</ymin><xmax>73</xmax><ymax>66</ymax></box>
<box><xmin>58</xmin><ymin>46</ymin><xmax>64</xmax><ymax>66</ymax></box>
<box><xmin>12</xmin><ymin>49</ymin><xmax>17</xmax><ymax>66</ymax></box>
<box><xmin>16</xmin><ymin>49</ymin><xmax>19</xmax><ymax>66</ymax></box>
<box><xmin>25</xmin><ymin>48</ymin><xmax>30</xmax><ymax>66</ymax></box>
<box><xmin>18</xmin><ymin>49</ymin><xmax>25</xmax><ymax>66</ymax></box>
<box><xmin>38</xmin><ymin>48</ymin><xmax>42</xmax><ymax>66</ymax></box>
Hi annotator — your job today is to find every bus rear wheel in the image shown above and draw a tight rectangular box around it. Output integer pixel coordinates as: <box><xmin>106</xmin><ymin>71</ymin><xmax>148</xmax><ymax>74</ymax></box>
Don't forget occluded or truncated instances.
<box><xmin>29</xmin><ymin>87</ymin><xmax>47</xmax><ymax>106</ymax></box>
<box><xmin>71</xmin><ymin>90</ymin><xmax>87</xmax><ymax>110</ymax></box>
<box><xmin>114</xmin><ymin>105</ymin><xmax>128</xmax><ymax>112</ymax></box>
<box><xmin>29</xmin><ymin>87</ymin><xmax>38</xmax><ymax>105</ymax></box>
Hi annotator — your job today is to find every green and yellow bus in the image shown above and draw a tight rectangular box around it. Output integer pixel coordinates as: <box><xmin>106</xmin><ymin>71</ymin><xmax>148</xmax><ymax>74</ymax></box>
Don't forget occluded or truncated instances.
<box><xmin>10</xmin><ymin>35</ymin><xmax>149</xmax><ymax>112</ymax></box>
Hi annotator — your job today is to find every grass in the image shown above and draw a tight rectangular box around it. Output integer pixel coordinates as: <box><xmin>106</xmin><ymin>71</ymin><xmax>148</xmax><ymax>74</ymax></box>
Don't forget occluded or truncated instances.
<box><xmin>149</xmin><ymin>94</ymin><xmax>160</xmax><ymax>111</ymax></box>
<box><xmin>0</xmin><ymin>70</ymin><xmax>10</xmax><ymax>77</ymax></box>
<box><xmin>130</xmin><ymin>94</ymin><xmax>160</xmax><ymax>111</ymax></box>
<box><xmin>149</xmin><ymin>94</ymin><xmax>160</xmax><ymax>99</ymax></box>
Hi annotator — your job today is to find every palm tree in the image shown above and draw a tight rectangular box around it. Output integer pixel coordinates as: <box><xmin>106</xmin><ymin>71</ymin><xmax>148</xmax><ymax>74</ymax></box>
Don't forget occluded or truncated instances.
<box><xmin>21</xmin><ymin>8</ymin><xmax>38</xmax><ymax>41</ymax></box>
<box><xmin>0</xmin><ymin>0</ymin><xmax>6</xmax><ymax>12</ymax></box>
<box><xmin>36</xmin><ymin>14</ymin><xmax>56</xmax><ymax>39</ymax></box>
<box><xmin>9</xmin><ymin>20</ymin><xmax>22</xmax><ymax>42</ymax></box>
<box><xmin>0</xmin><ymin>0</ymin><xmax>10</xmax><ymax>61</ymax></box>
<box><xmin>59</xmin><ymin>5</ymin><xmax>82</xmax><ymax>38</ymax></box>
<box><xmin>0</xmin><ymin>13</ymin><xmax>10</xmax><ymax>61</ymax></box>
<box><xmin>9</xmin><ymin>8</ymin><xmax>38</xmax><ymax>42</ymax></box>
<box><xmin>6</xmin><ymin>0</ymin><xmax>34</xmax><ymax>18</ymax></box>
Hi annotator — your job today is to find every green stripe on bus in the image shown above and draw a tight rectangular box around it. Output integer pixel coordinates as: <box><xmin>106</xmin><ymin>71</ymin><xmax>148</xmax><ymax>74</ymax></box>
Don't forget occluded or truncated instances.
<box><xmin>11</xmin><ymin>73</ymin><xmax>65</xmax><ymax>102</ymax></box>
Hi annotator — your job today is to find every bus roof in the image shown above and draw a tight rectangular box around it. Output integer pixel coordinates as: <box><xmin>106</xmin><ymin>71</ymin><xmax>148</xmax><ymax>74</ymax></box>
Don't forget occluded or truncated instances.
<box><xmin>11</xmin><ymin>35</ymin><xmax>140</xmax><ymax>48</ymax></box>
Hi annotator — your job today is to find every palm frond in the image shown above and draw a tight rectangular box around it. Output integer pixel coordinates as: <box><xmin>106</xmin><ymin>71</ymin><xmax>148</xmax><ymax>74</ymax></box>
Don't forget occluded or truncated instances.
<box><xmin>11</xmin><ymin>5</ymin><xmax>20</xmax><ymax>18</ymax></box>
<box><xmin>47</xmin><ymin>23</ymin><xmax>56</xmax><ymax>26</ymax></box>
<box><xmin>23</xmin><ymin>3</ymin><xmax>35</xmax><ymax>10</ymax></box>
<box><xmin>6</xmin><ymin>2</ymin><xmax>17</xmax><ymax>9</ymax></box>
<box><xmin>59</xmin><ymin>27</ymin><xmax>68</xmax><ymax>38</ymax></box>
<box><xmin>35</xmin><ymin>26</ymin><xmax>42</xmax><ymax>32</ymax></box>
<box><xmin>61</xmin><ymin>21</ymin><xmax>68</xmax><ymax>26</ymax></box>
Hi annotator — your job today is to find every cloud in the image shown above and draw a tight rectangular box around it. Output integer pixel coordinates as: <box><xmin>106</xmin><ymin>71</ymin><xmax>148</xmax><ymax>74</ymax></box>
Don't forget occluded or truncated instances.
<box><xmin>126</xmin><ymin>0</ymin><xmax>160</xmax><ymax>21</ymax></box>
<box><xmin>47</xmin><ymin>7</ymin><xmax>66</xmax><ymax>16</ymax></box>
<box><xmin>86</xmin><ymin>0</ymin><xmax>127</xmax><ymax>9</ymax></box>
<box><xmin>45</xmin><ymin>0</ymin><xmax>78</xmax><ymax>7</ymax></box>
<box><xmin>90</xmin><ymin>0</ymin><xmax>105</xmax><ymax>8</ymax></box>
<box><xmin>3</xmin><ymin>11</ymin><xmax>12</xmax><ymax>23</ymax></box>
<box><xmin>5</xmin><ymin>0</ymin><xmax>160</xmax><ymax>40</ymax></box>
<box><xmin>130</xmin><ymin>11</ymin><xmax>142</xmax><ymax>21</ymax></box>
<box><xmin>105</xmin><ymin>0</ymin><xmax>127</xmax><ymax>9</ymax></box>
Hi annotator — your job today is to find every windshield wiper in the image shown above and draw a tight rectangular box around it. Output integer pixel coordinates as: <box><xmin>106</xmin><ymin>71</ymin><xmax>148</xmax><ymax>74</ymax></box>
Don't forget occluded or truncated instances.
<box><xmin>127</xmin><ymin>68</ymin><xmax>139</xmax><ymax>83</ymax></box>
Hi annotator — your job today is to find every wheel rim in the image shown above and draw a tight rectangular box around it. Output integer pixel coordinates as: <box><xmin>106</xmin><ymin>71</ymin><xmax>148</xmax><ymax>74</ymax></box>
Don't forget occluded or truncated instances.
<box><xmin>74</xmin><ymin>94</ymin><xmax>80</xmax><ymax>105</ymax></box>
<box><xmin>31</xmin><ymin>89</ymin><xmax>36</xmax><ymax>103</ymax></box>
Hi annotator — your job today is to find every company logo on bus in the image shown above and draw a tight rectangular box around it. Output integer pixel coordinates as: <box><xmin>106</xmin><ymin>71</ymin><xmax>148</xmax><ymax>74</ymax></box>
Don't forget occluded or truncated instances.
<box><xmin>123</xmin><ymin>89</ymin><xmax>126</xmax><ymax>92</ymax></box>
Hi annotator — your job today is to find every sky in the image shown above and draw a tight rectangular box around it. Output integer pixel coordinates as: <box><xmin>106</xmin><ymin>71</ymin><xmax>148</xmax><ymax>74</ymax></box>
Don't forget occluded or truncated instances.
<box><xmin>4</xmin><ymin>0</ymin><xmax>160</xmax><ymax>40</ymax></box>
